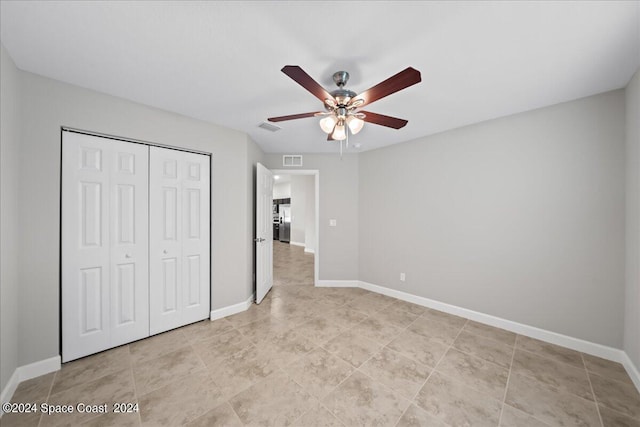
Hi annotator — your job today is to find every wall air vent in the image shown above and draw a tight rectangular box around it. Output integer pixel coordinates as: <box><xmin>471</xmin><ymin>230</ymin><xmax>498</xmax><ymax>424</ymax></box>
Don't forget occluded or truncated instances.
<box><xmin>282</xmin><ymin>155</ymin><xmax>303</xmax><ymax>167</ymax></box>
<box><xmin>258</xmin><ymin>121</ymin><xmax>281</xmax><ymax>132</ymax></box>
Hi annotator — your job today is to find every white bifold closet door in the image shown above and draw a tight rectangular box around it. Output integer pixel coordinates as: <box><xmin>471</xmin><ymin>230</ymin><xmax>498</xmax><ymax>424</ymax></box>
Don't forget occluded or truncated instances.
<box><xmin>62</xmin><ymin>132</ymin><xmax>149</xmax><ymax>362</ymax></box>
<box><xmin>149</xmin><ymin>147</ymin><xmax>210</xmax><ymax>335</ymax></box>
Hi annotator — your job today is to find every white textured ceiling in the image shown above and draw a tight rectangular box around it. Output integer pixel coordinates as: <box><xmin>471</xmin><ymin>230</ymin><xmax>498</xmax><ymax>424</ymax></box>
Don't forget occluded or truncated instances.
<box><xmin>1</xmin><ymin>1</ymin><xmax>638</xmax><ymax>153</ymax></box>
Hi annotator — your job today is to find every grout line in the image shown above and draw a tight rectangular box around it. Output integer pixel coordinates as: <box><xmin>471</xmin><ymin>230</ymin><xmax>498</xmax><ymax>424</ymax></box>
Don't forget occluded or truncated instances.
<box><xmin>497</xmin><ymin>333</ymin><xmax>518</xmax><ymax>426</ymax></box>
<box><xmin>37</xmin><ymin>370</ymin><xmax>58</xmax><ymax>427</ymax></box>
<box><xmin>582</xmin><ymin>353</ymin><xmax>605</xmax><ymax>427</ymax></box>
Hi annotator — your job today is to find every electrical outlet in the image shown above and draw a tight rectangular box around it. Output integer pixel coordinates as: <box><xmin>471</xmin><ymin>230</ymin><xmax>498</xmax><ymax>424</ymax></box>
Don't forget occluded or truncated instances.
<box><xmin>400</xmin><ymin>273</ymin><xmax>406</xmax><ymax>282</ymax></box>
<box><xmin>329</xmin><ymin>219</ymin><xmax>337</xmax><ymax>227</ymax></box>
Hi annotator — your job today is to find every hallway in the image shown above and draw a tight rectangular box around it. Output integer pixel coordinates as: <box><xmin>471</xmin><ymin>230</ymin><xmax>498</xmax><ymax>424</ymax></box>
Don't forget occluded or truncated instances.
<box><xmin>273</xmin><ymin>241</ymin><xmax>314</xmax><ymax>287</ymax></box>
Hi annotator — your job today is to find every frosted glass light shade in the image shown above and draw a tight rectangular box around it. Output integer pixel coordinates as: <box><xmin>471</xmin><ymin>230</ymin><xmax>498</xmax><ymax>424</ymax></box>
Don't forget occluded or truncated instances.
<box><xmin>319</xmin><ymin>115</ymin><xmax>337</xmax><ymax>133</ymax></box>
<box><xmin>332</xmin><ymin>123</ymin><xmax>346</xmax><ymax>140</ymax></box>
<box><xmin>346</xmin><ymin>116</ymin><xmax>364</xmax><ymax>134</ymax></box>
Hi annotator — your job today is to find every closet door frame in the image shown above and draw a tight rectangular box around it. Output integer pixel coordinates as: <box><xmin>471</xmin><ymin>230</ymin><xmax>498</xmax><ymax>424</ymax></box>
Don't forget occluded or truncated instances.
<box><xmin>60</xmin><ymin>127</ymin><xmax>212</xmax><ymax>361</ymax></box>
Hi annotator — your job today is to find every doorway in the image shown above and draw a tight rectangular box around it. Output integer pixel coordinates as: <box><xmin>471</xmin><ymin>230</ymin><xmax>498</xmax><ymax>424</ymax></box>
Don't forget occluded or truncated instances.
<box><xmin>270</xmin><ymin>169</ymin><xmax>319</xmax><ymax>288</ymax></box>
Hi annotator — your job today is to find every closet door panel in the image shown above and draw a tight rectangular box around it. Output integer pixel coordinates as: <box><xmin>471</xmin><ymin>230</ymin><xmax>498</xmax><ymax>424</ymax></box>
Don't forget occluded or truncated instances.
<box><xmin>62</xmin><ymin>134</ymin><xmax>111</xmax><ymax>362</ymax></box>
<box><xmin>150</xmin><ymin>147</ymin><xmax>210</xmax><ymax>334</ymax></box>
<box><xmin>109</xmin><ymin>141</ymin><xmax>149</xmax><ymax>347</ymax></box>
<box><xmin>181</xmin><ymin>153</ymin><xmax>210</xmax><ymax>323</ymax></box>
<box><xmin>150</xmin><ymin>147</ymin><xmax>184</xmax><ymax>334</ymax></box>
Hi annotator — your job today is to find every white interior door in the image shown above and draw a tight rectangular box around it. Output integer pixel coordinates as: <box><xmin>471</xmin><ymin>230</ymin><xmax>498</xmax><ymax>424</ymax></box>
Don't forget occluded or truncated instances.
<box><xmin>62</xmin><ymin>132</ymin><xmax>149</xmax><ymax>362</ymax></box>
<box><xmin>256</xmin><ymin>163</ymin><xmax>273</xmax><ymax>304</ymax></box>
<box><xmin>149</xmin><ymin>147</ymin><xmax>210</xmax><ymax>334</ymax></box>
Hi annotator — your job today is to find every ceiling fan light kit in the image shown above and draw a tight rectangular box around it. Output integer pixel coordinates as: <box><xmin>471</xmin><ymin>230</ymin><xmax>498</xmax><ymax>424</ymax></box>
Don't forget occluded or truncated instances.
<box><xmin>268</xmin><ymin>65</ymin><xmax>422</xmax><ymax>149</ymax></box>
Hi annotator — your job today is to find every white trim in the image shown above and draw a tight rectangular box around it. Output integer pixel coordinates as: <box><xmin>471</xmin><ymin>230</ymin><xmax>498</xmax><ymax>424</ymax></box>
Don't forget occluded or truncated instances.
<box><xmin>304</xmin><ymin>248</ymin><xmax>315</xmax><ymax>254</ymax></box>
<box><xmin>0</xmin><ymin>370</ymin><xmax>19</xmax><ymax>409</ymax></box>
<box><xmin>316</xmin><ymin>280</ymin><xmax>359</xmax><ymax>288</ymax></box>
<box><xmin>621</xmin><ymin>351</ymin><xmax>640</xmax><ymax>392</ymax></box>
<box><xmin>1</xmin><ymin>356</ymin><xmax>60</xmax><ymax>413</ymax></box>
<box><xmin>358</xmin><ymin>281</ymin><xmax>622</xmax><ymax>361</ymax></box>
<box><xmin>317</xmin><ymin>279</ymin><xmax>640</xmax><ymax>391</ymax></box>
<box><xmin>289</xmin><ymin>241</ymin><xmax>305</xmax><ymax>247</ymax></box>
<box><xmin>210</xmin><ymin>294</ymin><xmax>254</xmax><ymax>321</ymax></box>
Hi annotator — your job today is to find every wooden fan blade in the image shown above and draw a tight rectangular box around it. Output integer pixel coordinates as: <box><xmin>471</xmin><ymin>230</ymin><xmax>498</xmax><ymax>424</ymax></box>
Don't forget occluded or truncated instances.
<box><xmin>327</xmin><ymin>134</ymin><xmax>334</xmax><ymax>141</ymax></box>
<box><xmin>268</xmin><ymin>112</ymin><xmax>322</xmax><ymax>122</ymax></box>
<box><xmin>352</xmin><ymin>67</ymin><xmax>421</xmax><ymax>108</ymax></box>
<box><xmin>282</xmin><ymin>66</ymin><xmax>335</xmax><ymax>104</ymax></box>
<box><xmin>360</xmin><ymin>111</ymin><xmax>408</xmax><ymax>129</ymax></box>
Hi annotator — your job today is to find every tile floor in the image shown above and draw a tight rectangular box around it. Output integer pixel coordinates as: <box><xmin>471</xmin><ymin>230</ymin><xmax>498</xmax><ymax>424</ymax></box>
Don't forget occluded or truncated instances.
<box><xmin>3</xmin><ymin>242</ymin><xmax>639</xmax><ymax>426</ymax></box>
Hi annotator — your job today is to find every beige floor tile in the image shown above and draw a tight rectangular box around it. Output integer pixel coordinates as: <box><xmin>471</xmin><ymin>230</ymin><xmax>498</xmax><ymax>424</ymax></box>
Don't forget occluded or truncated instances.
<box><xmin>350</xmin><ymin>316</ymin><xmax>404</xmax><ymax>345</ymax></box>
<box><xmin>208</xmin><ymin>344</ymin><xmax>278</xmax><ymax>398</ymax></box>
<box><xmin>500</xmin><ymin>404</ymin><xmax>549</xmax><ymax>427</ymax></box>
<box><xmin>389</xmin><ymin>300</ymin><xmax>427</xmax><ymax>316</ymax></box>
<box><xmin>293</xmin><ymin>317</ymin><xmax>347</xmax><ymax>345</ymax></box>
<box><xmin>505</xmin><ymin>372</ymin><xmax>601</xmax><ymax>427</ymax></box>
<box><xmin>407</xmin><ymin>316</ymin><xmax>462</xmax><ymax>344</ymax></box>
<box><xmin>285</xmin><ymin>347</ymin><xmax>354</xmax><ymax>399</ymax></box>
<box><xmin>516</xmin><ymin>335</ymin><xmax>584</xmax><ymax>368</ymax></box>
<box><xmin>590</xmin><ymin>372</ymin><xmax>640</xmax><ymax>419</ymax></box>
<box><xmin>323</xmin><ymin>371</ymin><xmax>409</xmax><ymax>427</ymax></box>
<box><xmin>345</xmin><ymin>296</ymin><xmax>394</xmax><ymax>317</ymax></box>
<box><xmin>132</xmin><ymin>346</ymin><xmax>206</xmax><ymax>395</ymax></box>
<box><xmin>375</xmin><ymin>305</ymin><xmax>421</xmax><ymax>328</ymax></box>
<box><xmin>46</xmin><ymin>368</ymin><xmax>136</xmax><ymax>427</ymax></box>
<box><xmin>192</xmin><ymin>329</ymin><xmax>253</xmax><ymax>368</ymax></box>
<box><xmin>435</xmin><ymin>348</ymin><xmax>509</xmax><ymax>399</ymax></box>
<box><xmin>511</xmin><ymin>349</ymin><xmax>593</xmax><ymax>400</ymax></box>
<box><xmin>453</xmin><ymin>330</ymin><xmax>514</xmax><ymax>369</ymax></box>
<box><xmin>138</xmin><ymin>371</ymin><xmax>225</xmax><ymax>426</ymax></box>
<box><xmin>259</xmin><ymin>329</ymin><xmax>316</xmax><ymax>368</ymax></box>
<box><xmin>10</xmin><ymin>372</ymin><xmax>55</xmax><ymax>402</ymax></box>
<box><xmin>0</xmin><ymin>411</ymin><xmax>42</xmax><ymax>427</ymax></box>
<box><xmin>235</xmin><ymin>316</ymin><xmax>290</xmax><ymax>344</ymax></box>
<box><xmin>292</xmin><ymin>401</ymin><xmax>345</xmax><ymax>427</ymax></box>
<box><xmin>229</xmin><ymin>371</ymin><xmax>315</xmax><ymax>426</ymax></box>
<box><xmin>185</xmin><ymin>402</ymin><xmax>243</xmax><ymax>427</ymax></box>
<box><xmin>421</xmin><ymin>308</ymin><xmax>468</xmax><ymax>328</ymax></box>
<box><xmin>387</xmin><ymin>330</ymin><xmax>450</xmax><ymax>368</ymax></box>
<box><xmin>599</xmin><ymin>405</ymin><xmax>640</xmax><ymax>427</ymax></box>
<box><xmin>396</xmin><ymin>403</ymin><xmax>449</xmax><ymax>426</ymax></box>
<box><xmin>129</xmin><ymin>328</ymin><xmax>188</xmax><ymax>364</ymax></box>
<box><xmin>584</xmin><ymin>354</ymin><xmax>635</xmax><ymax>385</ymax></box>
<box><xmin>360</xmin><ymin>347</ymin><xmax>431</xmax><ymax>400</ymax></box>
<box><xmin>463</xmin><ymin>321</ymin><xmax>517</xmax><ymax>346</ymax></box>
<box><xmin>224</xmin><ymin>304</ymin><xmax>271</xmax><ymax>328</ymax></box>
<box><xmin>415</xmin><ymin>372</ymin><xmax>502</xmax><ymax>427</ymax></box>
<box><xmin>323</xmin><ymin>306</ymin><xmax>369</xmax><ymax>329</ymax></box>
<box><xmin>80</xmin><ymin>410</ymin><xmax>140</xmax><ymax>427</ymax></box>
<box><xmin>322</xmin><ymin>330</ymin><xmax>383</xmax><ymax>368</ymax></box>
<box><xmin>180</xmin><ymin>318</ymin><xmax>235</xmax><ymax>343</ymax></box>
<box><xmin>51</xmin><ymin>346</ymin><xmax>131</xmax><ymax>395</ymax></box>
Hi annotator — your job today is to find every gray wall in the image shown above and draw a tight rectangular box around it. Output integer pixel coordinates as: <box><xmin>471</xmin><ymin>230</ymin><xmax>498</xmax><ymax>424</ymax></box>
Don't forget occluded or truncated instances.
<box><xmin>264</xmin><ymin>154</ymin><xmax>359</xmax><ymax>280</ymax></box>
<box><xmin>625</xmin><ymin>69</ymin><xmax>640</xmax><ymax>367</ymax></box>
<box><xmin>1</xmin><ymin>44</ymin><xmax>21</xmax><ymax>393</ymax></box>
<box><xmin>17</xmin><ymin>71</ymin><xmax>255</xmax><ymax>366</ymax></box>
<box><xmin>359</xmin><ymin>91</ymin><xmax>626</xmax><ymax>347</ymax></box>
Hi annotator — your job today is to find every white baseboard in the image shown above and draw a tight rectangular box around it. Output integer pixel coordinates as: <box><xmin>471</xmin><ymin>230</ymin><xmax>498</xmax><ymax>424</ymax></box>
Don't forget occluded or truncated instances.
<box><xmin>316</xmin><ymin>280</ymin><xmax>359</xmax><ymax>288</ymax></box>
<box><xmin>304</xmin><ymin>248</ymin><xmax>315</xmax><ymax>254</ymax></box>
<box><xmin>1</xmin><ymin>355</ymin><xmax>60</xmax><ymax>413</ymax></box>
<box><xmin>290</xmin><ymin>241</ymin><xmax>305</xmax><ymax>247</ymax></box>
<box><xmin>1</xmin><ymin>369</ymin><xmax>19</xmax><ymax>409</ymax></box>
<box><xmin>210</xmin><ymin>294</ymin><xmax>254</xmax><ymax>321</ymax></box>
<box><xmin>321</xmin><ymin>279</ymin><xmax>640</xmax><ymax>391</ymax></box>
<box><xmin>621</xmin><ymin>351</ymin><xmax>640</xmax><ymax>392</ymax></box>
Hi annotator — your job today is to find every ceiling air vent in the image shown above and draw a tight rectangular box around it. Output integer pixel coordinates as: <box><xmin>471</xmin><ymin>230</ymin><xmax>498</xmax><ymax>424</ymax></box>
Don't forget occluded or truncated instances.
<box><xmin>258</xmin><ymin>121</ymin><xmax>281</xmax><ymax>132</ymax></box>
<box><xmin>283</xmin><ymin>155</ymin><xmax>303</xmax><ymax>167</ymax></box>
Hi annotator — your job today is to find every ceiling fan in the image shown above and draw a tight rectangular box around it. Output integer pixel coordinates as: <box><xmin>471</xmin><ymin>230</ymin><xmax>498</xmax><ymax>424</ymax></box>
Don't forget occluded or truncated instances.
<box><xmin>268</xmin><ymin>65</ymin><xmax>422</xmax><ymax>143</ymax></box>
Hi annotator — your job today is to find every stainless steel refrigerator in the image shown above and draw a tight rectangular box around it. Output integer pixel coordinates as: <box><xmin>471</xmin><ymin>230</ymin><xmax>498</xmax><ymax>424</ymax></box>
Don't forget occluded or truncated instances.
<box><xmin>279</xmin><ymin>204</ymin><xmax>291</xmax><ymax>243</ymax></box>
